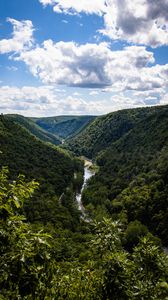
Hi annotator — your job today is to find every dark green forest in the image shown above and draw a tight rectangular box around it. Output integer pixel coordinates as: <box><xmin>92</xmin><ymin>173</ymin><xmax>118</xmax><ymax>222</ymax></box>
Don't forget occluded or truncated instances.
<box><xmin>66</xmin><ymin>106</ymin><xmax>168</xmax><ymax>245</ymax></box>
<box><xmin>0</xmin><ymin>115</ymin><xmax>84</xmax><ymax>229</ymax></box>
<box><xmin>0</xmin><ymin>107</ymin><xmax>168</xmax><ymax>299</ymax></box>
<box><xmin>7</xmin><ymin>114</ymin><xmax>61</xmax><ymax>145</ymax></box>
<box><xmin>32</xmin><ymin>115</ymin><xmax>96</xmax><ymax>139</ymax></box>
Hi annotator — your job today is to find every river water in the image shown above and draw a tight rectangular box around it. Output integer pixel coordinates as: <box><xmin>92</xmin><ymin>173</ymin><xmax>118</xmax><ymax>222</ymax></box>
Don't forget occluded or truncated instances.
<box><xmin>76</xmin><ymin>164</ymin><xmax>94</xmax><ymax>215</ymax></box>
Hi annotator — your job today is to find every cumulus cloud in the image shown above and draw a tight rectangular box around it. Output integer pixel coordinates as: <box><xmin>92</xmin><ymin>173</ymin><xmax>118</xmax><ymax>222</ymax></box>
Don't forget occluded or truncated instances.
<box><xmin>39</xmin><ymin>0</ymin><xmax>168</xmax><ymax>47</ymax></box>
<box><xmin>101</xmin><ymin>0</ymin><xmax>168</xmax><ymax>47</ymax></box>
<box><xmin>39</xmin><ymin>0</ymin><xmax>105</xmax><ymax>15</ymax></box>
<box><xmin>17</xmin><ymin>41</ymin><xmax>113</xmax><ymax>88</ymax></box>
<box><xmin>0</xmin><ymin>85</ymin><xmax>104</xmax><ymax>116</ymax></box>
<box><xmin>0</xmin><ymin>84</ymin><xmax>167</xmax><ymax>116</ymax></box>
<box><xmin>1</xmin><ymin>17</ymin><xmax>168</xmax><ymax>111</ymax></box>
<box><xmin>0</xmin><ymin>18</ymin><xmax>34</xmax><ymax>54</ymax></box>
<box><xmin>3</xmin><ymin>18</ymin><xmax>167</xmax><ymax>94</ymax></box>
<box><xmin>17</xmin><ymin>40</ymin><xmax>166</xmax><ymax>92</ymax></box>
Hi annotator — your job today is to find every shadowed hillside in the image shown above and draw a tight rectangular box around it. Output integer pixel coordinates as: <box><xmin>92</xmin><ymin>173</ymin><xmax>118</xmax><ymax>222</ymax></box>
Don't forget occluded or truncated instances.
<box><xmin>7</xmin><ymin>114</ymin><xmax>61</xmax><ymax>145</ymax></box>
<box><xmin>32</xmin><ymin>115</ymin><xmax>96</xmax><ymax>139</ymax></box>
<box><xmin>0</xmin><ymin>115</ymin><xmax>83</xmax><ymax>228</ymax></box>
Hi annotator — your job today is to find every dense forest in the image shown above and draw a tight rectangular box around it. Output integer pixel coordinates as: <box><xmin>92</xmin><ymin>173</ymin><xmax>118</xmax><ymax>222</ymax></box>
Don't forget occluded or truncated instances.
<box><xmin>32</xmin><ymin>115</ymin><xmax>96</xmax><ymax>139</ymax></box>
<box><xmin>0</xmin><ymin>107</ymin><xmax>168</xmax><ymax>299</ymax></box>
<box><xmin>66</xmin><ymin>106</ymin><xmax>168</xmax><ymax>245</ymax></box>
<box><xmin>0</xmin><ymin>115</ymin><xmax>84</xmax><ymax>229</ymax></box>
<box><xmin>6</xmin><ymin>114</ymin><xmax>61</xmax><ymax>145</ymax></box>
<box><xmin>66</xmin><ymin>106</ymin><xmax>164</xmax><ymax>158</ymax></box>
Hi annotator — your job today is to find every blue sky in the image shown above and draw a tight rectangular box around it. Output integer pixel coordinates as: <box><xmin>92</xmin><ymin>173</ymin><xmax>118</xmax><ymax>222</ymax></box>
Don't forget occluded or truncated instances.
<box><xmin>0</xmin><ymin>0</ymin><xmax>168</xmax><ymax>116</ymax></box>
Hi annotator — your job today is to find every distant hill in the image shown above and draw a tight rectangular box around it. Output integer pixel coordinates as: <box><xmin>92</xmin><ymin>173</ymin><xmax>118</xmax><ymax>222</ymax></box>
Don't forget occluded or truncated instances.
<box><xmin>32</xmin><ymin>115</ymin><xmax>96</xmax><ymax>139</ymax></box>
<box><xmin>6</xmin><ymin>114</ymin><xmax>61</xmax><ymax>145</ymax></box>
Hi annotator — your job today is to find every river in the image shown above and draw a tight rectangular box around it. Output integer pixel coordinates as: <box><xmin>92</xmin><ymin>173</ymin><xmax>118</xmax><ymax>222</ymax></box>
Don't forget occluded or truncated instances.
<box><xmin>76</xmin><ymin>161</ymin><xmax>95</xmax><ymax>216</ymax></box>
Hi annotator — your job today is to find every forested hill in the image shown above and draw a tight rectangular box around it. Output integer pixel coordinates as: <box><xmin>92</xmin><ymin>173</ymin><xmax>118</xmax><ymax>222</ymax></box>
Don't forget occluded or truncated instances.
<box><xmin>65</xmin><ymin>106</ymin><xmax>167</xmax><ymax>158</ymax></box>
<box><xmin>0</xmin><ymin>115</ymin><xmax>83</xmax><ymax>227</ymax></box>
<box><xmin>32</xmin><ymin>115</ymin><xmax>96</xmax><ymax>139</ymax></box>
<box><xmin>6</xmin><ymin>114</ymin><xmax>61</xmax><ymax>145</ymax></box>
<box><xmin>1</xmin><ymin>111</ymin><xmax>168</xmax><ymax>299</ymax></box>
<box><xmin>71</xmin><ymin>105</ymin><xmax>168</xmax><ymax>245</ymax></box>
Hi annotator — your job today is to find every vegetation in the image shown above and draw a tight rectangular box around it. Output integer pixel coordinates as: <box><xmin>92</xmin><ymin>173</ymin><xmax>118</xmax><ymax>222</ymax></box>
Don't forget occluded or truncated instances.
<box><xmin>7</xmin><ymin>114</ymin><xmax>61</xmax><ymax>145</ymax></box>
<box><xmin>0</xmin><ymin>171</ymin><xmax>167</xmax><ymax>299</ymax></box>
<box><xmin>65</xmin><ymin>107</ymin><xmax>157</xmax><ymax>158</ymax></box>
<box><xmin>0</xmin><ymin>115</ymin><xmax>83</xmax><ymax>229</ymax></box>
<box><xmin>32</xmin><ymin>115</ymin><xmax>96</xmax><ymax>139</ymax></box>
<box><xmin>1</xmin><ymin>106</ymin><xmax>168</xmax><ymax>298</ymax></box>
<box><xmin>68</xmin><ymin>105</ymin><xmax>168</xmax><ymax>245</ymax></box>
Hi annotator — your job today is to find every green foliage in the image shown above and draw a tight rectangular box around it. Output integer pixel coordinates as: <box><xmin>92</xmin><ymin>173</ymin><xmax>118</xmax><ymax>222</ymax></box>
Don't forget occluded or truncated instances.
<box><xmin>0</xmin><ymin>173</ymin><xmax>167</xmax><ymax>300</ymax></box>
<box><xmin>1</xmin><ymin>105</ymin><xmax>168</xmax><ymax>299</ymax></box>
<box><xmin>77</xmin><ymin>105</ymin><xmax>168</xmax><ymax>244</ymax></box>
<box><xmin>51</xmin><ymin>219</ymin><xmax>168</xmax><ymax>300</ymax></box>
<box><xmin>0</xmin><ymin>115</ymin><xmax>83</xmax><ymax>228</ymax></box>
<box><xmin>123</xmin><ymin>220</ymin><xmax>149</xmax><ymax>250</ymax></box>
<box><xmin>7</xmin><ymin>114</ymin><xmax>61</xmax><ymax>145</ymax></box>
<box><xmin>32</xmin><ymin>115</ymin><xmax>96</xmax><ymax>139</ymax></box>
<box><xmin>0</xmin><ymin>167</ymin><xmax>53</xmax><ymax>299</ymax></box>
<box><xmin>65</xmin><ymin>106</ymin><xmax>158</xmax><ymax>158</ymax></box>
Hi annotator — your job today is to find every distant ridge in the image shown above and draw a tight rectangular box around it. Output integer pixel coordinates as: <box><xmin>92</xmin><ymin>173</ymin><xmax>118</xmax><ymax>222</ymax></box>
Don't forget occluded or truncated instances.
<box><xmin>6</xmin><ymin>114</ymin><xmax>61</xmax><ymax>145</ymax></box>
<box><xmin>32</xmin><ymin>115</ymin><xmax>96</xmax><ymax>139</ymax></box>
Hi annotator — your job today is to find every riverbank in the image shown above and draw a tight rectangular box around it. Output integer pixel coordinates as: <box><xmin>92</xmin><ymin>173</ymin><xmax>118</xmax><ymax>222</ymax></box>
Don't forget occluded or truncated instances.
<box><xmin>81</xmin><ymin>156</ymin><xmax>99</xmax><ymax>173</ymax></box>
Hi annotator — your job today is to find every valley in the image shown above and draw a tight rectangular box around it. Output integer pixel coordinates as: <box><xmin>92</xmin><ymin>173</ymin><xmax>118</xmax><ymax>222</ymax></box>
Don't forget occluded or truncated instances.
<box><xmin>0</xmin><ymin>106</ymin><xmax>168</xmax><ymax>299</ymax></box>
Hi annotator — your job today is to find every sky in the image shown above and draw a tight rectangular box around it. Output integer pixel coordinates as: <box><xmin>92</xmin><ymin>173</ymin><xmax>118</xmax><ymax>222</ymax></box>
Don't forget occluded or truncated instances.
<box><xmin>0</xmin><ymin>0</ymin><xmax>168</xmax><ymax>116</ymax></box>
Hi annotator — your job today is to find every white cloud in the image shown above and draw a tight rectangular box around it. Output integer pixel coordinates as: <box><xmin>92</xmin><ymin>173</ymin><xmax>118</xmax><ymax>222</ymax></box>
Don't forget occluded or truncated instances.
<box><xmin>39</xmin><ymin>0</ymin><xmax>53</xmax><ymax>5</ymax></box>
<box><xmin>17</xmin><ymin>41</ymin><xmax>113</xmax><ymax>87</ymax></box>
<box><xmin>160</xmin><ymin>93</ymin><xmax>168</xmax><ymax>105</ymax></box>
<box><xmin>0</xmin><ymin>84</ymin><xmax>167</xmax><ymax>117</ymax></box>
<box><xmin>39</xmin><ymin>0</ymin><xmax>105</xmax><ymax>15</ymax></box>
<box><xmin>0</xmin><ymin>85</ymin><xmax>104</xmax><ymax>116</ymax></box>
<box><xmin>62</xmin><ymin>20</ymin><xmax>68</xmax><ymax>24</ymax></box>
<box><xmin>101</xmin><ymin>0</ymin><xmax>168</xmax><ymax>47</ymax></box>
<box><xmin>89</xmin><ymin>90</ymin><xmax>99</xmax><ymax>95</ymax></box>
<box><xmin>39</xmin><ymin>0</ymin><xmax>168</xmax><ymax>47</ymax></box>
<box><xmin>73</xmin><ymin>92</ymin><xmax>81</xmax><ymax>96</ymax></box>
<box><xmin>1</xmin><ymin>18</ymin><xmax>168</xmax><ymax>100</ymax></box>
<box><xmin>0</xmin><ymin>18</ymin><xmax>34</xmax><ymax>54</ymax></box>
<box><xmin>17</xmin><ymin>40</ymin><xmax>165</xmax><ymax>93</ymax></box>
<box><xmin>1</xmin><ymin>17</ymin><xmax>168</xmax><ymax>112</ymax></box>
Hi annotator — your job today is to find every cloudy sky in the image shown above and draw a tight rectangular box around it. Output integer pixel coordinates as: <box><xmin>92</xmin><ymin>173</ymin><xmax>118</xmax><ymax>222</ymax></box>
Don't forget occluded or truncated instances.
<box><xmin>0</xmin><ymin>0</ymin><xmax>168</xmax><ymax>116</ymax></box>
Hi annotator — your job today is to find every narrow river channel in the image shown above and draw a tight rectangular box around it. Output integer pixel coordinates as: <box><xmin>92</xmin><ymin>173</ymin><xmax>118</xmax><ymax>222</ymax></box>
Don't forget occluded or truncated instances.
<box><xmin>76</xmin><ymin>161</ymin><xmax>95</xmax><ymax>216</ymax></box>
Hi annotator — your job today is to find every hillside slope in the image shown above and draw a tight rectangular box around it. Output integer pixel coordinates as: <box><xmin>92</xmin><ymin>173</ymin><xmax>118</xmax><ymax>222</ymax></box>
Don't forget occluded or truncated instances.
<box><xmin>7</xmin><ymin>114</ymin><xmax>61</xmax><ymax>145</ymax></box>
<box><xmin>32</xmin><ymin>115</ymin><xmax>96</xmax><ymax>139</ymax></box>
<box><xmin>0</xmin><ymin>115</ymin><xmax>82</xmax><ymax>228</ymax></box>
<box><xmin>71</xmin><ymin>105</ymin><xmax>168</xmax><ymax>244</ymax></box>
<box><xmin>65</xmin><ymin>107</ymin><xmax>158</xmax><ymax>158</ymax></box>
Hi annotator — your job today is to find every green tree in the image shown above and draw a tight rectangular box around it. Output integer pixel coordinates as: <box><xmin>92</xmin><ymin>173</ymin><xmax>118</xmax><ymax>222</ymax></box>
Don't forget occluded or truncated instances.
<box><xmin>0</xmin><ymin>167</ymin><xmax>53</xmax><ymax>299</ymax></box>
